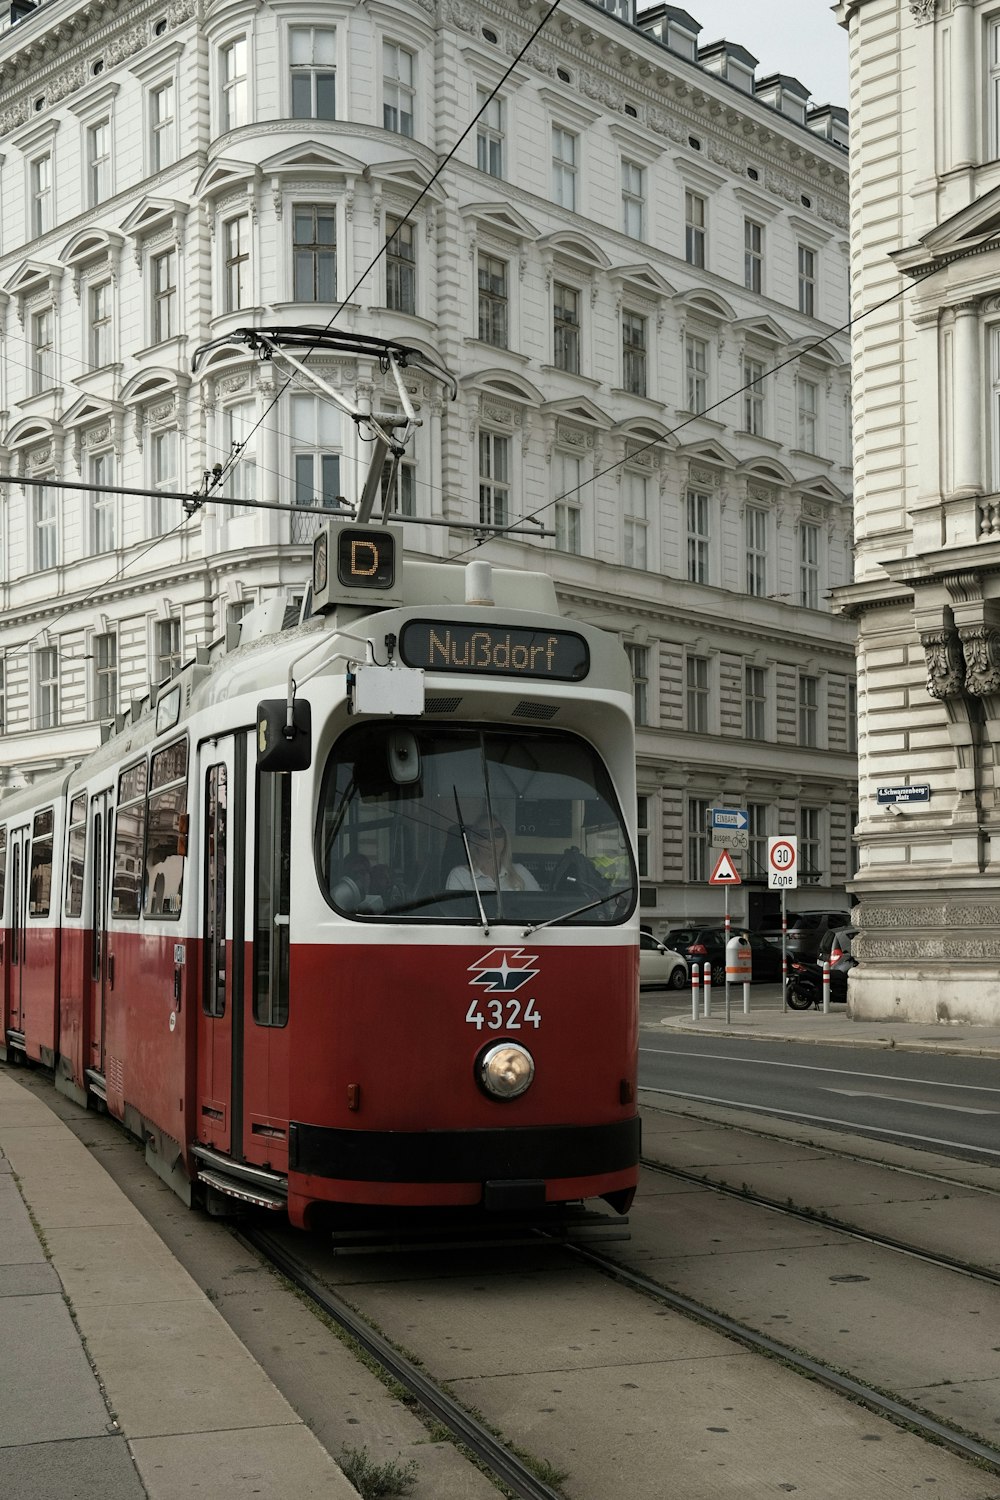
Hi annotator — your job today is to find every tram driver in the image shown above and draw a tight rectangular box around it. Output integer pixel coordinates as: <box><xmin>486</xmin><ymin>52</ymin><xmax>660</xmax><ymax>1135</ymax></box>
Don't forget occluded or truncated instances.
<box><xmin>331</xmin><ymin>853</ymin><xmax>385</xmax><ymax>913</ymax></box>
<box><xmin>446</xmin><ymin>820</ymin><xmax>540</xmax><ymax>893</ymax></box>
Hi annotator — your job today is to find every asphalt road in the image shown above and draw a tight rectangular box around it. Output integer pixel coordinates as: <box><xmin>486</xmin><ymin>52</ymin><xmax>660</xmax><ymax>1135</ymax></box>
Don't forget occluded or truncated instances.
<box><xmin>639</xmin><ymin>1029</ymin><xmax>1000</xmax><ymax>1162</ymax></box>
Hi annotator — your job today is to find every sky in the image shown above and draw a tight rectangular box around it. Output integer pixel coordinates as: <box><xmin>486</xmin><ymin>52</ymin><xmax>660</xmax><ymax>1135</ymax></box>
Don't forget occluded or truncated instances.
<box><xmin>660</xmin><ymin>0</ymin><xmax>850</xmax><ymax>109</ymax></box>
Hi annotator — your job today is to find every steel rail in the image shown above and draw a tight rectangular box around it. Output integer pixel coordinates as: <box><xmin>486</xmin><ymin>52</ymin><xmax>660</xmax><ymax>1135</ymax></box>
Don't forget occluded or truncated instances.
<box><xmin>560</xmin><ymin>1237</ymin><xmax>1000</xmax><ymax>1473</ymax></box>
<box><xmin>640</xmin><ymin>1156</ymin><xmax>1000</xmax><ymax>1287</ymax></box>
<box><xmin>240</xmin><ymin>1226</ymin><xmax>564</xmax><ymax>1500</ymax></box>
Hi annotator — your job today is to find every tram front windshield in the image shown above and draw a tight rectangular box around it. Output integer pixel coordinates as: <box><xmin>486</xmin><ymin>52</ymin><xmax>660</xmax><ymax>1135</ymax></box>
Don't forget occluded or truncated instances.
<box><xmin>317</xmin><ymin>724</ymin><xmax>635</xmax><ymax>925</ymax></box>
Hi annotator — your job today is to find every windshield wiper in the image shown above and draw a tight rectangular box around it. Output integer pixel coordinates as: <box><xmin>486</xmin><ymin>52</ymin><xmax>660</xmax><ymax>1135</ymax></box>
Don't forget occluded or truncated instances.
<box><xmin>522</xmin><ymin>886</ymin><xmax>633</xmax><ymax>937</ymax></box>
<box><xmin>453</xmin><ymin>788</ymin><xmax>491</xmax><ymax>936</ymax></box>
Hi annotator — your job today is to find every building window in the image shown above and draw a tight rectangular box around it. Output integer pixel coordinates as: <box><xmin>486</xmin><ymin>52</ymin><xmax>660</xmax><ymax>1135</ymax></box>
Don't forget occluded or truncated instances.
<box><xmin>478</xmin><ymin>430</ymin><xmax>509</xmax><ymax>528</ymax></box>
<box><xmin>90</xmin><ymin>452</ymin><xmax>116</xmax><ymax>553</ymax></box>
<box><xmin>476</xmin><ymin>89</ymin><xmax>504</xmax><ymax>177</ymax></box>
<box><xmin>798</xmin><ymin>243</ymin><xmax>816</xmax><ymax>316</ymax></box>
<box><xmin>33</xmin><ymin>485</ymin><xmax>57</xmax><ymax>571</ymax></box>
<box><xmin>155</xmin><ymin>616</ymin><xmax>182</xmax><ymax>683</ymax></box>
<box><xmin>290</xmin><ymin>26</ymin><xmax>336</xmax><ymax>119</ymax></box>
<box><xmin>746</xmin><ymin>507</ymin><xmax>768</xmax><ymax>597</ymax></box>
<box><xmin>747</xmin><ymin>802</ymin><xmax>767</xmax><ymax>880</ymax></box>
<box><xmin>800</xmin><ymin>522</ymin><xmax>820</xmax><ymax>609</ymax></box>
<box><xmin>622</xmin><ymin>158</ymin><xmax>645</xmax><ymax>238</ymax></box>
<box><xmin>847</xmin><ymin>680</ymin><xmax>858</xmax><ymax>753</ymax></box>
<box><xmin>150</xmin><ymin>80</ymin><xmax>175</xmax><ymax>171</ymax></box>
<box><xmin>0</xmin><ymin>658</ymin><xmax>5</xmax><ymax>734</ymax></box>
<box><xmin>383</xmin><ymin>41</ymin><xmax>415</xmax><ymax>137</ymax></box>
<box><xmin>381</xmin><ymin>453</ymin><xmax>416</xmax><ymax>518</ymax></box>
<box><xmin>30</xmin><ymin>153</ymin><xmax>51</xmax><ymax>237</ymax></box>
<box><xmin>552</xmin><ymin>126</ymin><xmax>577</xmax><ymax>210</ymax></box>
<box><xmin>800</xmin><ymin>806</ymin><xmax>821</xmax><ymax>879</ymax></box>
<box><xmin>220</xmin><ymin>37</ymin><xmax>248</xmax><ymax>132</ymax></box>
<box><xmin>31</xmin><ymin>307</ymin><xmax>53</xmax><ymax>392</ymax></box>
<box><xmin>477</xmin><ymin>254</ymin><xmax>508</xmax><ymax>347</ymax></box>
<box><xmin>292</xmin><ymin>204</ymin><xmax>336</xmax><ymax>302</ymax></box>
<box><xmin>89</xmin><ymin>281</ymin><xmax>112</xmax><ymax>367</ymax></box>
<box><xmin>626</xmin><ymin>643</ymin><xmax>649</xmax><ymax>726</ymax></box>
<box><xmin>150</xmin><ymin>428</ymin><xmax>178</xmax><ymax>534</ymax></box>
<box><xmin>623</xmin><ymin>471</ymin><xmax>648</xmax><ymax>570</ymax></box>
<box><xmin>224</xmin><ymin>215</ymin><xmax>250</xmax><ymax>312</ymax></box>
<box><xmin>687</xmin><ymin>489</ymin><xmax>710</xmax><ymax>583</ymax></box>
<box><xmin>87</xmin><ymin>119</ymin><xmax>110</xmax><ymax>205</ymax></box>
<box><xmin>222</xmin><ymin>400</ymin><xmax>258</xmax><ymax>510</ymax></box>
<box><xmin>687</xmin><ymin>797</ymin><xmax>709</xmax><ymax>883</ymax></box>
<box><xmin>553</xmin><ymin>283</ymin><xmax>580</xmax><ymax>373</ymax></box>
<box><xmin>622</xmin><ymin>311</ymin><xmax>646</xmax><ymax>396</ymax></box>
<box><xmin>743</xmin><ymin>356</ymin><xmax>765</xmax><ymax>435</ymax></box>
<box><xmin>636</xmin><ymin>793</ymin><xmax>650</xmax><ymax>878</ymax></box>
<box><xmin>798</xmin><ymin>674</ymin><xmax>819</xmax><ymax>747</ymax></box>
<box><xmin>684</xmin><ymin>190</ymin><xmax>705</xmax><ymax>267</ymax></box>
<box><xmin>686</xmin><ymin>655</ymin><xmax>709</xmax><ymax>733</ymax></box>
<box><xmin>151</xmin><ymin>249</ymin><xmax>177</xmax><ymax>343</ymax></box>
<box><xmin>291</xmin><ymin>395</ymin><xmax>339</xmax><ymax>540</ymax></box>
<box><xmin>744</xmin><ymin>218</ymin><xmax>763</xmax><ymax>292</ymax></box>
<box><xmin>745</xmin><ymin>665</ymin><xmax>767</xmax><ymax>740</ymax></box>
<box><xmin>35</xmin><ymin>647</ymin><xmax>58</xmax><ymax>730</ymax></box>
<box><xmin>991</xmin><ymin>19</ymin><xmax>1000</xmax><ymax>160</ymax></box>
<box><xmin>385</xmin><ymin>215</ymin><xmax>416</xmax><ymax>314</ymax></box>
<box><xmin>93</xmin><ymin>632</ymin><xmax>118</xmax><ymax>720</ymax></box>
<box><xmin>685</xmin><ymin>334</ymin><xmax>707</xmax><ymax>413</ymax></box>
<box><xmin>796</xmin><ymin>378</ymin><xmax>818</xmax><ymax>453</ymax></box>
<box><xmin>554</xmin><ymin>451</ymin><xmax>582</xmax><ymax>554</ymax></box>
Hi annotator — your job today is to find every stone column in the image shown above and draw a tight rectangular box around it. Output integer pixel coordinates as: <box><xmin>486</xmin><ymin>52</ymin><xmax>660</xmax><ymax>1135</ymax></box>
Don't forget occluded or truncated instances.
<box><xmin>950</xmin><ymin>0</ymin><xmax>977</xmax><ymax>171</ymax></box>
<box><xmin>952</xmin><ymin>302</ymin><xmax>982</xmax><ymax>496</ymax></box>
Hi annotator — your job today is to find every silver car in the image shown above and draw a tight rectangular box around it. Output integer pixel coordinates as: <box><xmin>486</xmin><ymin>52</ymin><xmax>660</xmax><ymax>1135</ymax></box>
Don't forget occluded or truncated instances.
<box><xmin>639</xmin><ymin>932</ymin><xmax>689</xmax><ymax>991</ymax></box>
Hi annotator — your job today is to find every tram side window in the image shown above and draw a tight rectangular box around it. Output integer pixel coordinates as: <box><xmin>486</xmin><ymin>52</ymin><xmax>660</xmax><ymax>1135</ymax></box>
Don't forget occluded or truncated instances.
<box><xmin>112</xmin><ymin>760</ymin><xmax>148</xmax><ymax>917</ymax></box>
<box><xmin>0</xmin><ymin>827</ymin><xmax>7</xmax><ymax>919</ymax></box>
<box><xmin>64</xmin><ymin>794</ymin><xmax>87</xmax><ymax>919</ymax></box>
<box><xmin>144</xmin><ymin>738</ymin><xmax>188</xmax><ymax>919</ymax></box>
<box><xmin>203</xmin><ymin>764</ymin><xmax>227</xmax><ymax>1018</ymax></box>
<box><xmin>28</xmin><ymin>807</ymin><xmax>54</xmax><ymax>916</ymax></box>
<box><xmin>254</xmin><ymin>771</ymin><xmax>290</xmax><ymax>1027</ymax></box>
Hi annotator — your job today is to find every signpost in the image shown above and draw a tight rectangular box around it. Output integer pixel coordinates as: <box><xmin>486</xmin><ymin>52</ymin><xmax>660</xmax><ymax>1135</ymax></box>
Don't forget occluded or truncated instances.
<box><xmin>709</xmin><ymin>807</ymin><xmax>749</xmax><ymax>850</ymax></box>
<box><xmin>767</xmin><ymin>837</ymin><xmax>798</xmax><ymax>1013</ymax></box>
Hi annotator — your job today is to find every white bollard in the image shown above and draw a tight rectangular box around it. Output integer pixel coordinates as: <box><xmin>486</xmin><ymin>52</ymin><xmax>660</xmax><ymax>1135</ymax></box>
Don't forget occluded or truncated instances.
<box><xmin>743</xmin><ymin>980</ymin><xmax>751</xmax><ymax>1015</ymax></box>
<box><xmin>822</xmin><ymin>959</ymin><xmax>830</xmax><ymax>1013</ymax></box>
<box><xmin>703</xmin><ymin>960</ymin><xmax>712</xmax><ymax>1018</ymax></box>
<box><xmin>691</xmin><ymin>962</ymin><xmax>700</xmax><ymax>1020</ymax></box>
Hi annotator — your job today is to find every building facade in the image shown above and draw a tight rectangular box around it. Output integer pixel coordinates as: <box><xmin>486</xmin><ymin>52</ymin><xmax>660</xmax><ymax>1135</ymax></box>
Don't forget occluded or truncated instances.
<box><xmin>0</xmin><ymin>0</ymin><xmax>855</xmax><ymax>936</ymax></box>
<box><xmin>835</xmin><ymin>0</ymin><xmax>1000</xmax><ymax>1022</ymax></box>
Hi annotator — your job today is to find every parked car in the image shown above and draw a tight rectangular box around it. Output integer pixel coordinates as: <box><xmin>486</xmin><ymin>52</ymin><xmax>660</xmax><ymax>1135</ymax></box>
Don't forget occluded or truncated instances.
<box><xmin>674</xmin><ymin>927</ymin><xmax>784</xmax><ymax>982</ymax></box>
<box><xmin>664</xmin><ymin>928</ymin><xmax>701</xmax><ymax>955</ymax></box>
<box><xmin>786</xmin><ymin>927</ymin><xmax>859</xmax><ymax>1007</ymax></box>
<box><xmin>756</xmin><ymin>910</ymin><xmax>853</xmax><ymax>962</ymax></box>
<box><xmin>639</xmin><ymin>932</ymin><xmax>689</xmax><ymax>991</ymax></box>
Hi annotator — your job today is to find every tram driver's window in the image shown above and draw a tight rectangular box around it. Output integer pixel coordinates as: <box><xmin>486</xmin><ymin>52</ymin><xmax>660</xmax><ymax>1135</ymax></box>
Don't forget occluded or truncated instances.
<box><xmin>29</xmin><ymin>807</ymin><xmax>54</xmax><ymax>916</ymax></box>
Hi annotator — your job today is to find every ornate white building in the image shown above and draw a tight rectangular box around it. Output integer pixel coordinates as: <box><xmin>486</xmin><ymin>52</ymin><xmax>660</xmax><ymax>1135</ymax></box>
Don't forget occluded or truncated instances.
<box><xmin>835</xmin><ymin>0</ymin><xmax>1000</xmax><ymax>1022</ymax></box>
<box><xmin>0</xmin><ymin>0</ymin><xmax>854</xmax><ymax>934</ymax></box>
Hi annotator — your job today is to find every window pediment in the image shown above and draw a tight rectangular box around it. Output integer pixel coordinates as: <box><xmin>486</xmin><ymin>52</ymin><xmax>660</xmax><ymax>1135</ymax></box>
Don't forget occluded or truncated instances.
<box><xmin>62</xmin><ymin>394</ymin><xmax>121</xmax><ymax>431</ymax></box>
<box><xmin>195</xmin><ymin>157</ymin><xmax>260</xmax><ymax>202</ymax></box>
<box><xmin>461</xmin><ymin>201</ymin><xmax>539</xmax><ymax>241</ymax></box>
<box><xmin>539</xmin><ymin>231</ymin><xmax>610</xmax><ymax>273</ymax></box>
<box><xmin>120</xmin><ymin>197</ymin><xmax>188</xmax><ymax>245</ymax></box>
<box><xmin>675</xmin><ymin>288</ymin><xmax>737</xmax><ymax>323</ymax></box>
<box><xmin>738</xmin><ymin>457</ymin><xmax>794</xmax><ymax>486</ymax></box>
<box><xmin>261</xmin><ymin>140</ymin><xmax>364</xmax><ymax>177</ymax></box>
<box><xmin>4</xmin><ymin>259</ymin><xmax>61</xmax><ymax>301</ymax></box>
<box><xmin>677</xmin><ymin>438</ymin><xmax>736</xmax><ymax>469</ymax></box>
<box><xmin>610</xmin><ymin>263</ymin><xmax>675</xmax><ymax>301</ymax></box>
<box><xmin>733</xmin><ymin>315</ymin><xmax>790</xmax><ymax>346</ymax></box>
<box><xmin>460</xmin><ymin>370</ymin><xmax>544</xmax><ymax>405</ymax></box>
<box><xmin>540</xmin><ymin>395</ymin><xmax>612</xmax><ymax>428</ymax></box>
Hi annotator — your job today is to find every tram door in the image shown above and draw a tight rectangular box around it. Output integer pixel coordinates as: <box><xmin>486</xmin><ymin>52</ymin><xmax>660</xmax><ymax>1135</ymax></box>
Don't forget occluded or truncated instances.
<box><xmin>7</xmin><ymin>825</ymin><xmax>29</xmax><ymax>1035</ymax></box>
<box><xmin>197</xmin><ymin>738</ymin><xmax>242</xmax><ymax>1155</ymax></box>
<box><xmin>87</xmin><ymin>791</ymin><xmax>113</xmax><ymax>1075</ymax></box>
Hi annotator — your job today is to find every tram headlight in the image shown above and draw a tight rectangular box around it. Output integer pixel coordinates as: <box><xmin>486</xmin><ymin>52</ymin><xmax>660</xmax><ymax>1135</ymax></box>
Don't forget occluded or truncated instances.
<box><xmin>477</xmin><ymin>1041</ymin><xmax>535</xmax><ymax>1100</ymax></box>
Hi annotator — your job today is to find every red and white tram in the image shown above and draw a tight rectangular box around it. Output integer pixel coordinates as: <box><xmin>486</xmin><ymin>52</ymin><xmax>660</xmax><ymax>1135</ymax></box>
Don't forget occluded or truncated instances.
<box><xmin>0</xmin><ymin>521</ymin><xmax>640</xmax><ymax>1229</ymax></box>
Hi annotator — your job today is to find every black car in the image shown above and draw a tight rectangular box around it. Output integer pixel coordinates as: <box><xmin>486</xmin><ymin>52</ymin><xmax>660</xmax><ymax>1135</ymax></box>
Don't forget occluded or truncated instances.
<box><xmin>676</xmin><ymin>927</ymin><xmax>784</xmax><ymax>982</ymax></box>
<box><xmin>757</xmin><ymin>909</ymin><xmax>853</xmax><ymax>962</ymax></box>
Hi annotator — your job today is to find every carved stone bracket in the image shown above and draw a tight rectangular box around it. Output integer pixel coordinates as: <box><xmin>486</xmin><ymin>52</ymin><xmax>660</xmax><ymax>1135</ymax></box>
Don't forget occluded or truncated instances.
<box><xmin>920</xmin><ymin>625</ymin><xmax>965</xmax><ymax>700</ymax></box>
<box><xmin>959</xmin><ymin>624</ymin><xmax>1000</xmax><ymax>698</ymax></box>
<box><xmin>908</xmin><ymin>0</ymin><xmax>937</xmax><ymax>22</ymax></box>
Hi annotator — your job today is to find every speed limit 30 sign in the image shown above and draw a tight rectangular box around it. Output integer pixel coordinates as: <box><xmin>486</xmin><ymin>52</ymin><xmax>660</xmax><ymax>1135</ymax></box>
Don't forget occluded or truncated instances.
<box><xmin>767</xmin><ymin>836</ymin><xmax>798</xmax><ymax>889</ymax></box>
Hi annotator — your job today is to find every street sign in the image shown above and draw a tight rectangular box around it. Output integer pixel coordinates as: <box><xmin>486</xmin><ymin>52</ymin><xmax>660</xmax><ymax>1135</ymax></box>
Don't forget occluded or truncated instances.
<box><xmin>709</xmin><ymin>806</ymin><xmax>749</xmax><ymax>850</ymax></box>
<box><xmin>767</xmin><ymin>836</ymin><xmax>798</xmax><ymax>890</ymax></box>
<box><xmin>876</xmin><ymin>784</ymin><xmax>930</xmax><ymax>804</ymax></box>
<box><xmin>709</xmin><ymin>849</ymin><xmax>742</xmax><ymax>885</ymax></box>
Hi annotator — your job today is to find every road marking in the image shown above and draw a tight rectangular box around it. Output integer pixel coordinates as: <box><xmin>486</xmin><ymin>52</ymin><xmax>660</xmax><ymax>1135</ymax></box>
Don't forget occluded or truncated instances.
<box><xmin>825</xmin><ymin>1089</ymin><xmax>996</xmax><ymax>1115</ymax></box>
<box><xmin>638</xmin><ymin>1045</ymin><xmax>1000</xmax><ymax>1096</ymax></box>
<box><xmin>640</xmin><ymin>1087</ymin><xmax>1000</xmax><ymax>1157</ymax></box>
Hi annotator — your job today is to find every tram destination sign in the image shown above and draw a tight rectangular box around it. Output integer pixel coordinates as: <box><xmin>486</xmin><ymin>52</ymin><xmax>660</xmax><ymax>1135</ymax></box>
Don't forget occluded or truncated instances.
<box><xmin>399</xmin><ymin>621</ymin><xmax>590</xmax><ymax>681</ymax></box>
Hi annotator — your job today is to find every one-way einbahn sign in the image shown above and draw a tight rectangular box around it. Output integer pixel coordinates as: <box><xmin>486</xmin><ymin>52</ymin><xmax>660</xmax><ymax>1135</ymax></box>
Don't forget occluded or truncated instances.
<box><xmin>709</xmin><ymin>806</ymin><xmax>749</xmax><ymax>850</ymax></box>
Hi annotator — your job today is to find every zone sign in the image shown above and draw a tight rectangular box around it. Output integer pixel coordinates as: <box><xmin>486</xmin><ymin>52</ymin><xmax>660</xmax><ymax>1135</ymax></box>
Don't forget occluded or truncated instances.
<box><xmin>767</xmin><ymin>836</ymin><xmax>798</xmax><ymax>890</ymax></box>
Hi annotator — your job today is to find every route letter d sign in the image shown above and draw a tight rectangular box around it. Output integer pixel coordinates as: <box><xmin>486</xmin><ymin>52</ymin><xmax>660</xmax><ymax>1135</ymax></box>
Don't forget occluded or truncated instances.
<box><xmin>767</xmin><ymin>836</ymin><xmax>798</xmax><ymax>890</ymax></box>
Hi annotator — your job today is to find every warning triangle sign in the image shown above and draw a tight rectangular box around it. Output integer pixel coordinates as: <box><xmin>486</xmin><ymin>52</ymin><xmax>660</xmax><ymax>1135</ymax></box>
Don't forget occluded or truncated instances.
<box><xmin>709</xmin><ymin>849</ymin><xmax>742</xmax><ymax>885</ymax></box>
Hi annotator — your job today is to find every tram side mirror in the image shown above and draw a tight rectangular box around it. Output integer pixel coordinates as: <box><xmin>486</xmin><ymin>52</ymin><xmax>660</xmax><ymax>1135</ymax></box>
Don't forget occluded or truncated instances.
<box><xmin>387</xmin><ymin>729</ymin><xmax>420</xmax><ymax>785</ymax></box>
<box><xmin>257</xmin><ymin>699</ymin><xmax>312</xmax><ymax>772</ymax></box>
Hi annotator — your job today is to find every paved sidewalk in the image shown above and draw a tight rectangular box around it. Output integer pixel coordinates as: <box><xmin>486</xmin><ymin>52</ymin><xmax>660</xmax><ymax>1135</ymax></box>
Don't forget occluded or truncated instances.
<box><xmin>0</xmin><ymin>1068</ymin><xmax>358</xmax><ymax>1500</ymax></box>
<box><xmin>656</xmin><ymin>983</ymin><xmax>1000</xmax><ymax>1058</ymax></box>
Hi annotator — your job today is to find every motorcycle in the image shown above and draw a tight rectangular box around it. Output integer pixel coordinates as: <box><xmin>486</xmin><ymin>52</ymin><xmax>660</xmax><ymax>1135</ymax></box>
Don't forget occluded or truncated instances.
<box><xmin>785</xmin><ymin>960</ymin><xmax>822</xmax><ymax>1009</ymax></box>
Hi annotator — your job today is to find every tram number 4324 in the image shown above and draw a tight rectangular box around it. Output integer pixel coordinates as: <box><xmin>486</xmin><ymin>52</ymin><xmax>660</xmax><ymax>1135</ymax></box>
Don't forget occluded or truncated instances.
<box><xmin>466</xmin><ymin>998</ymin><xmax>542</xmax><ymax>1030</ymax></box>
